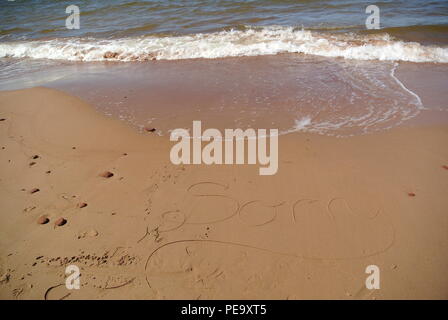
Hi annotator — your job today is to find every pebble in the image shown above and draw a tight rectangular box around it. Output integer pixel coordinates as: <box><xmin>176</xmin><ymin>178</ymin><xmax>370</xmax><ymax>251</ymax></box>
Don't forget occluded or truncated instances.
<box><xmin>54</xmin><ymin>218</ymin><xmax>67</xmax><ymax>227</ymax></box>
<box><xmin>77</xmin><ymin>202</ymin><xmax>88</xmax><ymax>208</ymax></box>
<box><xmin>144</xmin><ymin>127</ymin><xmax>156</xmax><ymax>133</ymax></box>
<box><xmin>29</xmin><ymin>188</ymin><xmax>40</xmax><ymax>194</ymax></box>
<box><xmin>37</xmin><ymin>216</ymin><xmax>49</xmax><ymax>224</ymax></box>
<box><xmin>99</xmin><ymin>171</ymin><xmax>114</xmax><ymax>178</ymax></box>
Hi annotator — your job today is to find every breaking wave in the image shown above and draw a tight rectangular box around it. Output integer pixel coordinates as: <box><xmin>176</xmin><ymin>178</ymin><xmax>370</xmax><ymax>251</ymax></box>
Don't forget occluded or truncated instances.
<box><xmin>1</xmin><ymin>26</ymin><xmax>447</xmax><ymax>63</ymax></box>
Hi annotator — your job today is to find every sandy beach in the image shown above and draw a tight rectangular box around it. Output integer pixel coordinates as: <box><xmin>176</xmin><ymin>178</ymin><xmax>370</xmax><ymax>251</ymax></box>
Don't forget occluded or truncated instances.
<box><xmin>1</xmin><ymin>87</ymin><xmax>447</xmax><ymax>299</ymax></box>
<box><xmin>1</xmin><ymin>0</ymin><xmax>448</xmax><ymax>302</ymax></box>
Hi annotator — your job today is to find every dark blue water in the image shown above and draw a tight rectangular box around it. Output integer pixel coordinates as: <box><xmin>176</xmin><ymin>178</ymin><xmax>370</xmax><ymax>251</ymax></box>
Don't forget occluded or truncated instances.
<box><xmin>1</xmin><ymin>0</ymin><xmax>447</xmax><ymax>41</ymax></box>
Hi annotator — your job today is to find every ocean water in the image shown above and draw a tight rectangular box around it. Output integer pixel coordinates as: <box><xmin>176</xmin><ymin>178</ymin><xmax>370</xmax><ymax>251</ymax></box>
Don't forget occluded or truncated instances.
<box><xmin>0</xmin><ymin>0</ymin><xmax>447</xmax><ymax>136</ymax></box>
<box><xmin>1</xmin><ymin>0</ymin><xmax>448</xmax><ymax>41</ymax></box>
<box><xmin>1</xmin><ymin>0</ymin><xmax>448</xmax><ymax>62</ymax></box>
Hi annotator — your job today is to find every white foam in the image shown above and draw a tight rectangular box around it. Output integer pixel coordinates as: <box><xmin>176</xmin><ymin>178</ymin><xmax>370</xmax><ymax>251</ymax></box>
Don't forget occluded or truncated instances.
<box><xmin>293</xmin><ymin>117</ymin><xmax>312</xmax><ymax>130</ymax></box>
<box><xmin>390</xmin><ymin>62</ymin><xmax>424</xmax><ymax>108</ymax></box>
<box><xmin>0</xmin><ymin>26</ymin><xmax>447</xmax><ymax>63</ymax></box>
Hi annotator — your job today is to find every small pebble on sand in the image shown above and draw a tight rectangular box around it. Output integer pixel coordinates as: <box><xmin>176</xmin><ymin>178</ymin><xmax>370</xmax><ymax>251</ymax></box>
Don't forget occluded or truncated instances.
<box><xmin>37</xmin><ymin>216</ymin><xmax>49</xmax><ymax>224</ymax></box>
<box><xmin>54</xmin><ymin>218</ymin><xmax>67</xmax><ymax>227</ymax></box>
<box><xmin>144</xmin><ymin>127</ymin><xmax>156</xmax><ymax>133</ymax></box>
<box><xmin>99</xmin><ymin>171</ymin><xmax>114</xmax><ymax>178</ymax></box>
<box><xmin>77</xmin><ymin>202</ymin><xmax>88</xmax><ymax>208</ymax></box>
<box><xmin>29</xmin><ymin>188</ymin><xmax>40</xmax><ymax>194</ymax></box>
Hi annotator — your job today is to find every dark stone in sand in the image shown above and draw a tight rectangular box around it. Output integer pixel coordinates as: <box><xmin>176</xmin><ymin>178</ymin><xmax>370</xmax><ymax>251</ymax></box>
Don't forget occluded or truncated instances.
<box><xmin>46</xmin><ymin>170</ymin><xmax>51</xmax><ymax>174</ymax></box>
<box><xmin>37</xmin><ymin>216</ymin><xmax>49</xmax><ymax>224</ymax></box>
<box><xmin>408</xmin><ymin>192</ymin><xmax>416</xmax><ymax>197</ymax></box>
<box><xmin>29</xmin><ymin>188</ymin><xmax>40</xmax><ymax>194</ymax></box>
<box><xmin>0</xmin><ymin>118</ymin><xmax>5</xmax><ymax>121</ymax></box>
<box><xmin>443</xmin><ymin>165</ymin><xmax>448</xmax><ymax>170</ymax></box>
<box><xmin>29</xmin><ymin>162</ymin><xmax>36</xmax><ymax>167</ymax></box>
<box><xmin>145</xmin><ymin>127</ymin><xmax>156</xmax><ymax>133</ymax></box>
<box><xmin>99</xmin><ymin>171</ymin><xmax>114</xmax><ymax>178</ymax></box>
<box><xmin>77</xmin><ymin>202</ymin><xmax>88</xmax><ymax>208</ymax></box>
<box><xmin>54</xmin><ymin>218</ymin><xmax>67</xmax><ymax>227</ymax></box>
<box><xmin>31</xmin><ymin>155</ymin><xmax>39</xmax><ymax>159</ymax></box>
<box><xmin>103</xmin><ymin>51</ymin><xmax>119</xmax><ymax>59</ymax></box>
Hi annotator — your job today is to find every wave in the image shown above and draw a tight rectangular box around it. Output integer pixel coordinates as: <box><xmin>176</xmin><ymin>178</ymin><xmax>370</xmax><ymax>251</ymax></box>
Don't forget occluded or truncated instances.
<box><xmin>0</xmin><ymin>26</ymin><xmax>447</xmax><ymax>63</ymax></box>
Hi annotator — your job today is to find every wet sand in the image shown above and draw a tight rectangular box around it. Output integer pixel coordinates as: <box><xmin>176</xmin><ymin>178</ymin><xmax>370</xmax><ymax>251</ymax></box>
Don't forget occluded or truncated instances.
<box><xmin>3</xmin><ymin>55</ymin><xmax>447</xmax><ymax>137</ymax></box>
<box><xmin>0</xmin><ymin>87</ymin><xmax>447</xmax><ymax>299</ymax></box>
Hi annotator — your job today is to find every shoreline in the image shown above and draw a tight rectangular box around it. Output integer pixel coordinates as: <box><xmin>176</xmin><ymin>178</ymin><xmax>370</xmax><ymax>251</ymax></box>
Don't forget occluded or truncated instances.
<box><xmin>1</xmin><ymin>55</ymin><xmax>447</xmax><ymax>139</ymax></box>
<box><xmin>1</xmin><ymin>87</ymin><xmax>447</xmax><ymax>299</ymax></box>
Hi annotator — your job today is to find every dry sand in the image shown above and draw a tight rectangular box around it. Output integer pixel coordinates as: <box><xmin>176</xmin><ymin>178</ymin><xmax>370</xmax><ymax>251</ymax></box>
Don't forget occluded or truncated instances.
<box><xmin>0</xmin><ymin>87</ymin><xmax>447</xmax><ymax>299</ymax></box>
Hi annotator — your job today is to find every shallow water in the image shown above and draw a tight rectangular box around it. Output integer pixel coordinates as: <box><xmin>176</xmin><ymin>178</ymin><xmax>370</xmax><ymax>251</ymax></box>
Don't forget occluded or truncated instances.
<box><xmin>9</xmin><ymin>54</ymin><xmax>431</xmax><ymax>137</ymax></box>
